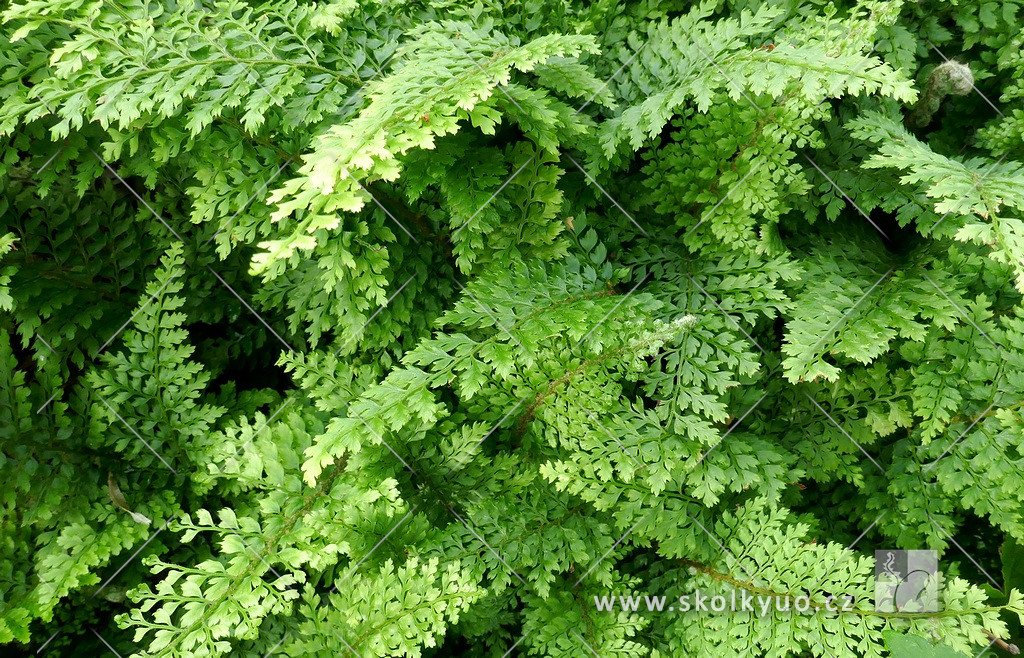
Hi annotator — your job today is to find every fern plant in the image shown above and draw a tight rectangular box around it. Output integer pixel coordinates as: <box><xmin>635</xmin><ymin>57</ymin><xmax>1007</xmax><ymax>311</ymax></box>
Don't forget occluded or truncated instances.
<box><xmin>2</xmin><ymin>0</ymin><xmax>1024</xmax><ymax>657</ymax></box>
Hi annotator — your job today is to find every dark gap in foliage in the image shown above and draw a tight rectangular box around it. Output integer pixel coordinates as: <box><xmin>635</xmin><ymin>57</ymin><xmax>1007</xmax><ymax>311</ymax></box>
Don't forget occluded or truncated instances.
<box><xmin>953</xmin><ymin>512</ymin><xmax>1005</xmax><ymax>588</ymax></box>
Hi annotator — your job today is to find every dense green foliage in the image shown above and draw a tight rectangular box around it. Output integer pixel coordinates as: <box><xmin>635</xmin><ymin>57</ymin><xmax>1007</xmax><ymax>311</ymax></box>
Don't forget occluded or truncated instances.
<box><xmin>2</xmin><ymin>0</ymin><xmax>1024</xmax><ymax>656</ymax></box>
